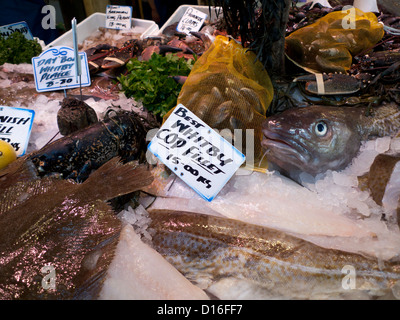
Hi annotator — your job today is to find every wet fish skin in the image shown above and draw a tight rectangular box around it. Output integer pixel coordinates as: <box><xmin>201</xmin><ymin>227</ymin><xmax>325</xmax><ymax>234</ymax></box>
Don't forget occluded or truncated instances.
<box><xmin>148</xmin><ymin>210</ymin><xmax>400</xmax><ymax>299</ymax></box>
<box><xmin>261</xmin><ymin>103</ymin><xmax>400</xmax><ymax>178</ymax></box>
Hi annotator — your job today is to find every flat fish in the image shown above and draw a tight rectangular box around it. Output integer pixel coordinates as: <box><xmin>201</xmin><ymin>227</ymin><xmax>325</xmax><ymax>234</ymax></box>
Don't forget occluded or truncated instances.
<box><xmin>148</xmin><ymin>210</ymin><xmax>400</xmax><ymax>300</ymax></box>
<box><xmin>0</xmin><ymin>157</ymin><xmax>153</xmax><ymax>299</ymax></box>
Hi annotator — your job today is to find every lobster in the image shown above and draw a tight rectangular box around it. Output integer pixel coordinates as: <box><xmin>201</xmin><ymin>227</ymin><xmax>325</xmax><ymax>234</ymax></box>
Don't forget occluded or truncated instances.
<box><xmin>29</xmin><ymin>109</ymin><xmax>152</xmax><ymax>182</ymax></box>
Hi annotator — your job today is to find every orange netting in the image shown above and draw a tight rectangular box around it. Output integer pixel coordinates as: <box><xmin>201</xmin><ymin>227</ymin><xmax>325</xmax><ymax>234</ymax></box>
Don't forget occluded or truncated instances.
<box><xmin>164</xmin><ymin>35</ymin><xmax>274</xmax><ymax>170</ymax></box>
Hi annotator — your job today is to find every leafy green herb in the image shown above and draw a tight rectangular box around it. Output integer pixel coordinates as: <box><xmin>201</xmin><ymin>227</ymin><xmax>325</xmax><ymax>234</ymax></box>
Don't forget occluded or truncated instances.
<box><xmin>118</xmin><ymin>53</ymin><xmax>194</xmax><ymax>117</ymax></box>
<box><xmin>0</xmin><ymin>32</ymin><xmax>42</xmax><ymax>65</ymax></box>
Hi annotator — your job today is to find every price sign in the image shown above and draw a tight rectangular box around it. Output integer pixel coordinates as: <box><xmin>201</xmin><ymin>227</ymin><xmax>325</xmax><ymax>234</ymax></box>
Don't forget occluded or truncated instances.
<box><xmin>32</xmin><ymin>46</ymin><xmax>91</xmax><ymax>92</ymax></box>
<box><xmin>177</xmin><ymin>7</ymin><xmax>207</xmax><ymax>35</ymax></box>
<box><xmin>0</xmin><ymin>106</ymin><xmax>34</xmax><ymax>157</ymax></box>
<box><xmin>106</xmin><ymin>5</ymin><xmax>132</xmax><ymax>29</ymax></box>
<box><xmin>0</xmin><ymin>21</ymin><xmax>33</xmax><ymax>40</ymax></box>
<box><xmin>148</xmin><ymin>104</ymin><xmax>245</xmax><ymax>202</ymax></box>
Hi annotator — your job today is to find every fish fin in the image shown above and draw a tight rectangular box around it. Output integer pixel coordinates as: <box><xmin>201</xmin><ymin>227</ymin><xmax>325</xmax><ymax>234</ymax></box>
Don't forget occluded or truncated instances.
<box><xmin>77</xmin><ymin>157</ymin><xmax>154</xmax><ymax>202</ymax></box>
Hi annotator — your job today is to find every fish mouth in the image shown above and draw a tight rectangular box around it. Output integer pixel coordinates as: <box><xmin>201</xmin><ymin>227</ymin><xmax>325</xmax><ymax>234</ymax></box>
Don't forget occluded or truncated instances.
<box><xmin>261</xmin><ymin>128</ymin><xmax>310</xmax><ymax>168</ymax></box>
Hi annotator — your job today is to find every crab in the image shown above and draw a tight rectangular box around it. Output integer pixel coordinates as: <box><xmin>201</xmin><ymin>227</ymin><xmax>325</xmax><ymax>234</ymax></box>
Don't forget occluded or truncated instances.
<box><xmin>85</xmin><ymin>40</ymin><xmax>142</xmax><ymax>74</ymax></box>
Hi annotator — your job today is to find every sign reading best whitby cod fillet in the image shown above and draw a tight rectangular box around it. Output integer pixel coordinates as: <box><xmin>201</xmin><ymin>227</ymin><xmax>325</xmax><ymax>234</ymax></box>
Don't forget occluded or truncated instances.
<box><xmin>148</xmin><ymin>104</ymin><xmax>246</xmax><ymax>202</ymax></box>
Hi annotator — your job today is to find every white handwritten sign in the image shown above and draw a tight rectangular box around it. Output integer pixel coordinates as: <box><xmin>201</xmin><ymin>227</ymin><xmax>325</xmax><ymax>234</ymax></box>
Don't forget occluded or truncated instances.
<box><xmin>0</xmin><ymin>21</ymin><xmax>33</xmax><ymax>40</ymax></box>
<box><xmin>106</xmin><ymin>5</ymin><xmax>132</xmax><ymax>29</ymax></box>
<box><xmin>32</xmin><ymin>46</ymin><xmax>91</xmax><ymax>92</ymax></box>
<box><xmin>177</xmin><ymin>7</ymin><xmax>207</xmax><ymax>35</ymax></box>
<box><xmin>0</xmin><ymin>106</ymin><xmax>35</xmax><ymax>157</ymax></box>
<box><xmin>148</xmin><ymin>104</ymin><xmax>245</xmax><ymax>202</ymax></box>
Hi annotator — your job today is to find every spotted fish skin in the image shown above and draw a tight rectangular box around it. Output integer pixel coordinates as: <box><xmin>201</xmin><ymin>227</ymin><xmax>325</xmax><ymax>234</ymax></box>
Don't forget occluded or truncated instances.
<box><xmin>148</xmin><ymin>210</ymin><xmax>400</xmax><ymax>299</ymax></box>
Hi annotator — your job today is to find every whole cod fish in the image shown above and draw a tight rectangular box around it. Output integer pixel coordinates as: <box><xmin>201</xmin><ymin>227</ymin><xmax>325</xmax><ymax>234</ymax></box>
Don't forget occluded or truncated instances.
<box><xmin>261</xmin><ymin>103</ymin><xmax>400</xmax><ymax>179</ymax></box>
<box><xmin>148</xmin><ymin>210</ymin><xmax>400</xmax><ymax>299</ymax></box>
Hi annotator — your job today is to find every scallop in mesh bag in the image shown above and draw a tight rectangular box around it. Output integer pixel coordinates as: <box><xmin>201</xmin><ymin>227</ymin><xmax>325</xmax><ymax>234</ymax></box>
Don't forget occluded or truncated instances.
<box><xmin>163</xmin><ymin>35</ymin><xmax>274</xmax><ymax>170</ymax></box>
<box><xmin>285</xmin><ymin>7</ymin><xmax>384</xmax><ymax>73</ymax></box>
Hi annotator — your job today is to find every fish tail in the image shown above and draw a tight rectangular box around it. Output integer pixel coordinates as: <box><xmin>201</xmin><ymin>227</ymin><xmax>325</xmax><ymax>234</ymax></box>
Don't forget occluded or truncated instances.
<box><xmin>77</xmin><ymin>157</ymin><xmax>154</xmax><ymax>202</ymax></box>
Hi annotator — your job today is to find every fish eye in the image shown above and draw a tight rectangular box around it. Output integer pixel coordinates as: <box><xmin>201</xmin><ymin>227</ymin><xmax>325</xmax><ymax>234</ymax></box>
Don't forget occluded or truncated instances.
<box><xmin>314</xmin><ymin>121</ymin><xmax>328</xmax><ymax>137</ymax></box>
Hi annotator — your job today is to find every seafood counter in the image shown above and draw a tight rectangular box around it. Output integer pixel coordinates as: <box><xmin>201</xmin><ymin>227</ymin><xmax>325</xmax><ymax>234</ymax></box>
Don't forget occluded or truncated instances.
<box><xmin>2</xmin><ymin>2</ymin><xmax>400</xmax><ymax>300</ymax></box>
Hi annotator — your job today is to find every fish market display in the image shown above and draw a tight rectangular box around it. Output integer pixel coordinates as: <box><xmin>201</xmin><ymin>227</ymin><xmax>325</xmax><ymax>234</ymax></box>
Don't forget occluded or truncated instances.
<box><xmin>148</xmin><ymin>210</ymin><xmax>400</xmax><ymax>300</ymax></box>
<box><xmin>261</xmin><ymin>103</ymin><xmax>400</xmax><ymax>180</ymax></box>
<box><xmin>0</xmin><ymin>158</ymin><xmax>153</xmax><ymax>299</ymax></box>
<box><xmin>2</xmin><ymin>0</ymin><xmax>400</xmax><ymax>301</ymax></box>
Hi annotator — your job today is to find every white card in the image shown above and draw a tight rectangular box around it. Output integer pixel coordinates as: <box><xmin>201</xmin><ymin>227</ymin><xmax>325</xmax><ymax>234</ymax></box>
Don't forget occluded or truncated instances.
<box><xmin>177</xmin><ymin>7</ymin><xmax>207</xmax><ymax>35</ymax></box>
<box><xmin>32</xmin><ymin>46</ymin><xmax>91</xmax><ymax>92</ymax></box>
<box><xmin>106</xmin><ymin>5</ymin><xmax>132</xmax><ymax>29</ymax></box>
<box><xmin>148</xmin><ymin>104</ymin><xmax>245</xmax><ymax>202</ymax></box>
<box><xmin>0</xmin><ymin>106</ymin><xmax>35</xmax><ymax>157</ymax></box>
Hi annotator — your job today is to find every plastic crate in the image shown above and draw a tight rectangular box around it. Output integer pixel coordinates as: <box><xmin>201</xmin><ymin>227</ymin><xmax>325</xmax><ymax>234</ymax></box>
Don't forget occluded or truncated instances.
<box><xmin>45</xmin><ymin>12</ymin><xmax>159</xmax><ymax>49</ymax></box>
<box><xmin>158</xmin><ymin>5</ymin><xmax>222</xmax><ymax>36</ymax></box>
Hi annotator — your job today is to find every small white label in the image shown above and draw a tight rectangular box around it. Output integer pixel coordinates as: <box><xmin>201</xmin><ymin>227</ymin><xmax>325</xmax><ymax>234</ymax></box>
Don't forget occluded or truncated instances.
<box><xmin>0</xmin><ymin>106</ymin><xmax>35</xmax><ymax>157</ymax></box>
<box><xmin>32</xmin><ymin>46</ymin><xmax>91</xmax><ymax>92</ymax></box>
<box><xmin>148</xmin><ymin>104</ymin><xmax>245</xmax><ymax>202</ymax></box>
<box><xmin>106</xmin><ymin>5</ymin><xmax>132</xmax><ymax>30</ymax></box>
<box><xmin>177</xmin><ymin>7</ymin><xmax>207</xmax><ymax>35</ymax></box>
<box><xmin>0</xmin><ymin>21</ymin><xmax>33</xmax><ymax>40</ymax></box>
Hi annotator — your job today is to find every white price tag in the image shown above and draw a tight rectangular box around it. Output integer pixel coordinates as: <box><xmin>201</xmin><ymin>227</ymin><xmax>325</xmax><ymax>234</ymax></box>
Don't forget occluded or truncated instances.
<box><xmin>177</xmin><ymin>7</ymin><xmax>207</xmax><ymax>35</ymax></box>
<box><xmin>106</xmin><ymin>5</ymin><xmax>132</xmax><ymax>29</ymax></box>
<box><xmin>0</xmin><ymin>106</ymin><xmax>35</xmax><ymax>157</ymax></box>
<box><xmin>32</xmin><ymin>46</ymin><xmax>91</xmax><ymax>92</ymax></box>
<box><xmin>148</xmin><ymin>104</ymin><xmax>245</xmax><ymax>202</ymax></box>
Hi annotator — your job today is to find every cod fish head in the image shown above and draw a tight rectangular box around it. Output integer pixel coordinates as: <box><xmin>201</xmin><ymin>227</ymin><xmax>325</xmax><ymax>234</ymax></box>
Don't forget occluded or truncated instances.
<box><xmin>261</xmin><ymin>106</ymin><xmax>362</xmax><ymax>176</ymax></box>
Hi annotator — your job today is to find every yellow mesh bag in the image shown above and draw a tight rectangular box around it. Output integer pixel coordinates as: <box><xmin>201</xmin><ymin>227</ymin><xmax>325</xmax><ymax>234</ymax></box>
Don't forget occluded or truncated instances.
<box><xmin>163</xmin><ymin>35</ymin><xmax>274</xmax><ymax>170</ymax></box>
<box><xmin>285</xmin><ymin>8</ymin><xmax>384</xmax><ymax>73</ymax></box>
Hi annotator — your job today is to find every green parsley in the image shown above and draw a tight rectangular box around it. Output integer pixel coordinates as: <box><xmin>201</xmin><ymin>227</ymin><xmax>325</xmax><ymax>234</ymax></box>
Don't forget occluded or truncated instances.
<box><xmin>0</xmin><ymin>32</ymin><xmax>42</xmax><ymax>65</ymax></box>
<box><xmin>118</xmin><ymin>52</ymin><xmax>194</xmax><ymax>118</ymax></box>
